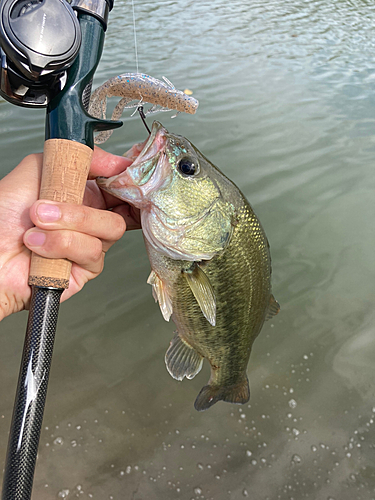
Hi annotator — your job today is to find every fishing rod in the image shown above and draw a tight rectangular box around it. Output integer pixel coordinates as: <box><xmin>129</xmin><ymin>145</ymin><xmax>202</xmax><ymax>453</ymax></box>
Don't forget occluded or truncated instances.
<box><xmin>0</xmin><ymin>0</ymin><xmax>121</xmax><ymax>498</ymax></box>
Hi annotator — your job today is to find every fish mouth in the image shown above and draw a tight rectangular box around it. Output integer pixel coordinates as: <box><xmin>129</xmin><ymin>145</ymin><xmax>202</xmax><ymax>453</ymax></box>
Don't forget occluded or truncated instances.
<box><xmin>126</xmin><ymin>121</ymin><xmax>168</xmax><ymax>186</ymax></box>
<box><xmin>96</xmin><ymin>121</ymin><xmax>168</xmax><ymax>205</ymax></box>
<box><xmin>97</xmin><ymin>121</ymin><xmax>167</xmax><ymax>182</ymax></box>
<box><xmin>133</xmin><ymin>121</ymin><xmax>166</xmax><ymax>167</ymax></box>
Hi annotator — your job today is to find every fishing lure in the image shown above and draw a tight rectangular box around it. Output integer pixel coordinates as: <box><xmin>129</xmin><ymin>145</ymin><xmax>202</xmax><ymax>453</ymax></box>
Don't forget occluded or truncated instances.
<box><xmin>89</xmin><ymin>73</ymin><xmax>199</xmax><ymax>144</ymax></box>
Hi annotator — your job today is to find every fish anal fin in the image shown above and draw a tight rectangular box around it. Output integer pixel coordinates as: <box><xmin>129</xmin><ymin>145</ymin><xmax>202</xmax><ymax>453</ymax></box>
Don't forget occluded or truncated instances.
<box><xmin>165</xmin><ymin>332</ymin><xmax>203</xmax><ymax>381</ymax></box>
<box><xmin>147</xmin><ymin>270</ymin><xmax>173</xmax><ymax>321</ymax></box>
<box><xmin>194</xmin><ymin>376</ymin><xmax>250</xmax><ymax>411</ymax></box>
<box><xmin>265</xmin><ymin>294</ymin><xmax>280</xmax><ymax>321</ymax></box>
<box><xmin>183</xmin><ymin>264</ymin><xmax>216</xmax><ymax>326</ymax></box>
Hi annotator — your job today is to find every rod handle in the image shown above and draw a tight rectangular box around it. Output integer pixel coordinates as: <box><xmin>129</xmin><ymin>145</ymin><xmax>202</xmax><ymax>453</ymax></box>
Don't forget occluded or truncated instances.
<box><xmin>28</xmin><ymin>139</ymin><xmax>93</xmax><ymax>289</ymax></box>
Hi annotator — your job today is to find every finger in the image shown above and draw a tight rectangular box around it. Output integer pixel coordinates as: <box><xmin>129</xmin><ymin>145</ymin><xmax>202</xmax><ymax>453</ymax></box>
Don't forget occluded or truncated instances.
<box><xmin>29</xmin><ymin>200</ymin><xmax>126</xmax><ymax>243</ymax></box>
<box><xmin>122</xmin><ymin>139</ymin><xmax>148</xmax><ymax>160</ymax></box>
<box><xmin>83</xmin><ymin>179</ymin><xmax>132</xmax><ymax>211</ymax></box>
<box><xmin>112</xmin><ymin>204</ymin><xmax>141</xmax><ymax>231</ymax></box>
<box><xmin>83</xmin><ymin>179</ymin><xmax>107</xmax><ymax>210</ymax></box>
<box><xmin>24</xmin><ymin>229</ymin><xmax>105</xmax><ymax>274</ymax></box>
<box><xmin>1</xmin><ymin>153</ymin><xmax>42</xmax><ymax>211</ymax></box>
<box><xmin>89</xmin><ymin>146</ymin><xmax>133</xmax><ymax>179</ymax></box>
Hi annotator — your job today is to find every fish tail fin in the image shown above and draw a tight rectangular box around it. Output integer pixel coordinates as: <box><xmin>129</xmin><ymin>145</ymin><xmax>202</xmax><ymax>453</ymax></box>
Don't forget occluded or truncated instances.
<box><xmin>165</xmin><ymin>332</ymin><xmax>203</xmax><ymax>381</ymax></box>
<box><xmin>194</xmin><ymin>376</ymin><xmax>250</xmax><ymax>412</ymax></box>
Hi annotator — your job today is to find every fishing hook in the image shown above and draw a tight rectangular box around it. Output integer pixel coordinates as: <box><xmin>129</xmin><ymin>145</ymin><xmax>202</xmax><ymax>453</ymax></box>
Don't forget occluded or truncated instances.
<box><xmin>138</xmin><ymin>105</ymin><xmax>151</xmax><ymax>134</ymax></box>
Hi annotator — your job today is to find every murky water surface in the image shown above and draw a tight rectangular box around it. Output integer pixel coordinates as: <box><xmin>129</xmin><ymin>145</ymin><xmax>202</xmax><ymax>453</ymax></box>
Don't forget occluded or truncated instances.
<box><xmin>1</xmin><ymin>0</ymin><xmax>375</xmax><ymax>498</ymax></box>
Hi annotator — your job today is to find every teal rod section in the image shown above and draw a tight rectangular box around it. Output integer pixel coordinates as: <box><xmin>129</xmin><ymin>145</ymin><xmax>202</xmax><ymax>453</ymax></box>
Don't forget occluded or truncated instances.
<box><xmin>46</xmin><ymin>13</ymin><xmax>122</xmax><ymax>148</ymax></box>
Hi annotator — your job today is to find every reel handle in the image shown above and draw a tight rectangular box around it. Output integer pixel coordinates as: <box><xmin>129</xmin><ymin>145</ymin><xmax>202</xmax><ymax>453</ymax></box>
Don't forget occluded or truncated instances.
<box><xmin>28</xmin><ymin>139</ymin><xmax>93</xmax><ymax>289</ymax></box>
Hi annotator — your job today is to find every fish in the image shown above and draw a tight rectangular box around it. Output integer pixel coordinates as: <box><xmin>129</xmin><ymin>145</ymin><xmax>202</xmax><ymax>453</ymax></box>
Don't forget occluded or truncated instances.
<box><xmin>96</xmin><ymin>121</ymin><xmax>280</xmax><ymax>411</ymax></box>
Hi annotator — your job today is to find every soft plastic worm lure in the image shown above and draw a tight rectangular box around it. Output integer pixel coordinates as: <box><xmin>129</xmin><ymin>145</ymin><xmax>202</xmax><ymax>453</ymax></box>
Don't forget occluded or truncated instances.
<box><xmin>89</xmin><ymin>73</ymin><xmax>199</xmax><ymax>144</ymax></box>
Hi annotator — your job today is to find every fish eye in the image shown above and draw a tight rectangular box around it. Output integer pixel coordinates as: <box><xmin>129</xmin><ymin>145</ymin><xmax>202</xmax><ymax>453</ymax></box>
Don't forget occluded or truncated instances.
<box><xmin>178</xmin><ymin>157</ymin><xmax>198</xmax><ymax>176</ymax></box>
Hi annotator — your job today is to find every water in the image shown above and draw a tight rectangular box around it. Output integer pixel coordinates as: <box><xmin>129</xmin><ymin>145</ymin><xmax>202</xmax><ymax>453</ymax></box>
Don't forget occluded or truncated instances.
<box><xmin>1</xmin><ymin>0</ymin><xmax>375</xmax><ymax>498</ymax></box>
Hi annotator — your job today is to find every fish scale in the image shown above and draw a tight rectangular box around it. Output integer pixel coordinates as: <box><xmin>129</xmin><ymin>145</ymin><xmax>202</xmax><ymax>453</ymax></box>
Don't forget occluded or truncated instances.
<box><xmin>157</xmin><ymin>197</ymin><xmax>271</xmax><ymax>409</ymax></box>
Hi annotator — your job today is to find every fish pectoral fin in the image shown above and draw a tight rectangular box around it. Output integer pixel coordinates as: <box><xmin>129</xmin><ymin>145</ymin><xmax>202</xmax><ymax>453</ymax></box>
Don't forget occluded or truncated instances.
<box><xmin>147</xmin><ymin>270</ymin><xmax>173</xmax><ymax>322</ymax></box>
<box><xmin>165</xmin><ymin>332</ymin><xmax>203</xmax><ymax>381</ymax></box>
<box><xmin>183</xmin><ymin>264</ymin><xmax>216</xmax><ymax>327</ymax></box>
<box><xmin>194</xmin><ymin>376</ymin><xmax>250</xmax><ymax>412</ymax></box>
<box><xmin>265</xmin><ymin>294</ymin><xmax>280</xmax><ymax>321</ymax></box>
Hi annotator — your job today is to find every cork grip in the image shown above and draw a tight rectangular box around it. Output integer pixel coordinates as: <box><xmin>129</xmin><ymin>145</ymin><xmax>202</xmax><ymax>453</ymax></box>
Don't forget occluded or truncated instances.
<box><xmin>28</xmin><ymin>139</ymin><xmax>93</xmax><ymax>289</ymax></box>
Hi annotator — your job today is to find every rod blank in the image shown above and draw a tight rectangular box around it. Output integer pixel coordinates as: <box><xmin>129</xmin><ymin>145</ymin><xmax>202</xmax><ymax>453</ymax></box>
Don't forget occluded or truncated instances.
<box><xmin>2</xmin><ymin>287</ymin><xmax>63</xmax><ymax>500</ymax></box>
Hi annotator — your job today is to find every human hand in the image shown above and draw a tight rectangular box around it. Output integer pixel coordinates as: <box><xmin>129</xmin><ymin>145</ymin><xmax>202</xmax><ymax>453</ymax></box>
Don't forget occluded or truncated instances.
<box><xmin>0</xmin><ymin>147</ymin><xmax>140</xmax><ymax>321</ymax></box>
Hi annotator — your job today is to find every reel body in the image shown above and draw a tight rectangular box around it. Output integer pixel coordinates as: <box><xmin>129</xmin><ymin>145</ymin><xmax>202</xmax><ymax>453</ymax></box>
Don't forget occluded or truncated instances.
<box><xmin>0</xmin><ymin>0</ymin><xmax>81</xmax><ymax>107</ymax></box>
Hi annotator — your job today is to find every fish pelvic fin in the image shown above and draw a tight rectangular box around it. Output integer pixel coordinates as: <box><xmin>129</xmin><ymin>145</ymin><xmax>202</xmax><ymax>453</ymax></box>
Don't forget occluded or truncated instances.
<box><xmin>265</xmin><ymin>294</ymin><xmax>280</xmax><ymax>321</ymax></box>
<box><xmin>183</xmin><ymin>263</ymin><xmax>216</xmax><ymax>326</ymax></box>
<box><xmin>147</xmin><ymin>270</ymin><xmax>173</xmax><ymax>321</ymax></box>
<box><xmin>194</xmin><ymin>376</ymin><xmax>250</xmax><ymax>412</ymax></box>
<box><xmin>165</xmin><ymin>332</ymin><xmax>203</xmax><ymax>381</ymax></box>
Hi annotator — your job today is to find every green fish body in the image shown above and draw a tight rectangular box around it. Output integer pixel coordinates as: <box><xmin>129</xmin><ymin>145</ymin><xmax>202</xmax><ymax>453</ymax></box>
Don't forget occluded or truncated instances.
<box><xmin>97</xmin><ymin>121</ymin><xmax>279</xmax><ymax>411</ymax></box>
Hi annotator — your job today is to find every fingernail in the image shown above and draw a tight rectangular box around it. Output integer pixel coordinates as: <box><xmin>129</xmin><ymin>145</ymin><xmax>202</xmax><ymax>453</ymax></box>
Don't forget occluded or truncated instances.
<box><xmin>37</xmin><ymin>203</ymin><xmax>61</xmax><ymax>222</ymax></box>
<box><xmin>26</xmin><ymin>231</ymin><xmax>46</xmax><ymax>247</ymax></box>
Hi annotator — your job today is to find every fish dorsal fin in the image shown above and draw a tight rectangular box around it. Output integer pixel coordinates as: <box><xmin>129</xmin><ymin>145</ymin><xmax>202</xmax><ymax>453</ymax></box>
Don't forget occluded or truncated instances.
<box><xmin>147</xmin><ymin>270</ymin><xmax>173</xmax><ymax>322</ymax></box>
<box><xmin>183</xmin><ymin>264</ymin><xmax>216</xmax><ymax>326</ymax></box>
<box><xmin>265</xmin><ymin>294</ymin><xmax>280</xmax><ymax>321</ymax></box>
<box><xmin>165</xmin><ymin>332</ymin><xmax>203</xmax><ymax>381</ymax></box>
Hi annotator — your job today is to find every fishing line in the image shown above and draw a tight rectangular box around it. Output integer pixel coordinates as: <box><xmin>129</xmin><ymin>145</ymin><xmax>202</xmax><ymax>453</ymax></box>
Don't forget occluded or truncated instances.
<box><xmin>129</xmin><ymin>1</ymin><xmax>183</xmax><ymax>134</ymax></box>
<box><xmin>130</xmin><ymin>0</ymin><xmax>147</xmax><ymax>130</ymax></box>
<box><xmin>130</xmin><ymin>0</ymin><xmax>152</xmax><ymax>133</ymax></box>
<box><xmin>131</xmin><ymin>0</ymin><xmax>139</xmax><ymax>73</ymax></box>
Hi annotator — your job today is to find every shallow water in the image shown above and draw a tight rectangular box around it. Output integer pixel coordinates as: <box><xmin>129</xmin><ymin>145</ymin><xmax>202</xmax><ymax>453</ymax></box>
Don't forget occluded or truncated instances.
<box><xmin>1</xmin><ymin>0</ymin><xmax>375</xmax><ymax>499</ymax></box>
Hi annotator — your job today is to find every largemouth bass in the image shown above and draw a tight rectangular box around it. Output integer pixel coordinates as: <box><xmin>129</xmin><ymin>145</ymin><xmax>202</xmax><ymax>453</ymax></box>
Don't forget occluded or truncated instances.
<box><xmin>97</xmin><ymin>121</ymin><xmax>279</xmax><ymax>411</ymax></box>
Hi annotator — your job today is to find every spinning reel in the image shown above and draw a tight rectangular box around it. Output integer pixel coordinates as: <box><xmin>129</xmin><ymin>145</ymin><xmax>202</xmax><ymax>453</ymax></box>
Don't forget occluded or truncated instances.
<box><xmin>0</xmin><ymin>0</ymin><xmax>81</xmax><ymax>107</ymax></box>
